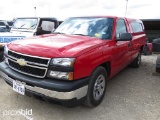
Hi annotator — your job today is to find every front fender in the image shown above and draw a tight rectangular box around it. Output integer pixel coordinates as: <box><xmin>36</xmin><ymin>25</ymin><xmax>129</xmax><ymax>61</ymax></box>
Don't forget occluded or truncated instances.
<box><xmin>74</xmin><ymin>46</ymin><xmax>112</xmax><ymax>80</ymax></box>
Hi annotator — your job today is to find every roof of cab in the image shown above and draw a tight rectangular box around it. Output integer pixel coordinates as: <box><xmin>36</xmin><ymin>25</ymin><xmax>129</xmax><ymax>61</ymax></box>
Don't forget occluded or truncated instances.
<box><xmin>66</xmin><ymin>16</ymin><xmax>142</xmax><ymax>22</ymax></box>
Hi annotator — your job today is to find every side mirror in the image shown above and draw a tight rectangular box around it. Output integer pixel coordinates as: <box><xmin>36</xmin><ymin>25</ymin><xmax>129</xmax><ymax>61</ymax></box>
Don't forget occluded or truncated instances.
<box><xmin>51</xmin><ymin>28</ymin><xmax>55</xmax><ymax>33</ymax></box>
<box><xmin>116</xmin><ymin>33</ymin><xmax>132</xmax><ymax>41</ymax></box>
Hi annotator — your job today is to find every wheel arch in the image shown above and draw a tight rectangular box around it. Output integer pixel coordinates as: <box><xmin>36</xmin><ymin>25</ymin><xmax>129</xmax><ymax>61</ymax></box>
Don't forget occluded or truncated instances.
<box><xmin>90</xmin><ymin>61</ymin><xmax>111</xmax><ymax>79</ymax></box>
<box><xmin>99</xmin><ymin>61</ymin><xmax>111</xmax><ymax>78</ymax></box>
<box><xmin>140</xmin><ymin>44</ymin><xmax>145</xmax><ymax>52</ymax></box>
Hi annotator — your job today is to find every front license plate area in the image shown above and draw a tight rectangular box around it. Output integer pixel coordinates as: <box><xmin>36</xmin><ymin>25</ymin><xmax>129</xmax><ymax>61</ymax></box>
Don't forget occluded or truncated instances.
<box><xmin>13</xmin><ymin>80</ymin><xmax>25</xmax><ymax>95</ymax></box>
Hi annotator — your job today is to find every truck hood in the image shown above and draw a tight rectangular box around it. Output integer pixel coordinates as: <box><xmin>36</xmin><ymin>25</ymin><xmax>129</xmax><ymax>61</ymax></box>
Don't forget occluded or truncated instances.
<box><xmin>8</xmin><ymin>34</ymin><xmax>108</xmax><ymax>58</ymax></box>
<box><xmin>0</xmin><ymin>31</ymin><xmax>34</xmax><ymax>45</ymax></box>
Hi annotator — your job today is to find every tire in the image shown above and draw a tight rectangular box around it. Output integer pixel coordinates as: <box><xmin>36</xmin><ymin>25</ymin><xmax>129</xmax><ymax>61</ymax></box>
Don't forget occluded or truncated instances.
<box><xmin>130</xmin><ymin>52</ymin><xmax>141</xmax><ymax>68</ymax></box>
<box><xmin>156</xmin><ymin>55</ymin><xmax>160</xmax><ymax>73</ymax></box>
<box><xmin>83</xmin><ymin>66</ymin><xmax>107</xmax><ymax>107</ymax></box>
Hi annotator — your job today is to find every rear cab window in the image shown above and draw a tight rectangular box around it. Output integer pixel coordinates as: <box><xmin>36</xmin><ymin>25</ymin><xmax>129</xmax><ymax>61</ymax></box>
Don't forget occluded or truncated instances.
<box><xmin>131</xmin><ymin>22</ymin><xmax>144</xmax><ymax>33</ymax></box>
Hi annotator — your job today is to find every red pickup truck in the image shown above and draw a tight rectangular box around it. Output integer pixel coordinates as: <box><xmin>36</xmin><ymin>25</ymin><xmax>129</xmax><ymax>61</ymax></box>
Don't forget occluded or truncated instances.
<box><xmin>0</xmin><ymin>16</ymin><xmax>146</xmax><ymax>107</ymax></box>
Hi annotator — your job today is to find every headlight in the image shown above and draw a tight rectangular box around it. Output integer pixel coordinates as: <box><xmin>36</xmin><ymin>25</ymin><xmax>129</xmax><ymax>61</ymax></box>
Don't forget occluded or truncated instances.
<box><xmin>47</xmin><ymin>70</ymin><xmax>73</xmax><ymax>80</ymax></box>
<box><xmin>50</xmin><ymin>58</ymin><xmax>75</xmax><ymax>67</ymax></box>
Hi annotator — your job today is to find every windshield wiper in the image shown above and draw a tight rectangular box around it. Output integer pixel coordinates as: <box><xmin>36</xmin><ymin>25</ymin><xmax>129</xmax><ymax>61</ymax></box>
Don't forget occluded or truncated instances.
<box><xmin>72</xmin><ymin>34</ymin><xmax>89</xmax><ymax>36</ymax></box>
<box><xmin>27</xmin><ymin>24</ymin><xmax>37</xmax><ymax>30</ymax></box>
<box><xmin>18</xmin><ymin>24</ymin><xmax>26</xmax><ymax>29</ymax></box>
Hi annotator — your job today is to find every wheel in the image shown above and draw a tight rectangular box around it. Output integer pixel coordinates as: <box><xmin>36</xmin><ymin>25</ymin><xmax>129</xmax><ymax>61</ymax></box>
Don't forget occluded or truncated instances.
<box><xmin>83</xmin><ymin>66</ymin><xmax>107</xmax><ymax>107</ymax></box>
<box><xmin>130</xmin><ymin>52</ymin><xmax>141</xmax><ymax>68</ymax></box>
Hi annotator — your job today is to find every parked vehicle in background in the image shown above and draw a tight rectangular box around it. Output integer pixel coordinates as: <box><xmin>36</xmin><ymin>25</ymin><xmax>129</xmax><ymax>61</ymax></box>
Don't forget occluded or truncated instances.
<box><xmin>156</xmin><ymin>55</ymin><xmax>160</xmax><ymax>73</ymax></box>
<box><xmin>143</xmin><ymin>43</ymin><xmax>153</xmax><ymax>55</ymax></box>
<box><xmin>0</xmin><ymin>17</ymin><xmax>59</xmax><ymax>61</ymax></box>
<box><xmin>0</xmin><ymin>20</ymin><xmax>13</xmax><ymax>32</ymax></box>
<box><xmin>152</xmin><ymin>38</ymin><xmax>160</xmax><ymax>52</ymax></box>
<box><xmin>7</xmin><ymin>21</ymin><xmax>14</xmax><ymax>30</ymax></box>
<box><xmin>0</xmin><ymin>17</ymin><xmax>59</xmax><ymax>41</ymax></box>
<box><xmin>0</xmin><ymin>16</ymin><xmax>146</xmax><ymax>107</ymax></box>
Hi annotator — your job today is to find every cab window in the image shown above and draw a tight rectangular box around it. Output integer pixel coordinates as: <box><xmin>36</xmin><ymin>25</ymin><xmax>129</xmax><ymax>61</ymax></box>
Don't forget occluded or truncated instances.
<box><xmin>116</xmin><ymin>19</ymin><xmax>127</xmax><ymax>35</ymax></box>
<box><xmin>41</xmin><ymin>20</ymin><xmax>55</xmax><ymax>31</ymax></box>
<box><xmin>131</xmin><ymin>22</ymin><xmax>143</xmax><ymax>33</ymax></box>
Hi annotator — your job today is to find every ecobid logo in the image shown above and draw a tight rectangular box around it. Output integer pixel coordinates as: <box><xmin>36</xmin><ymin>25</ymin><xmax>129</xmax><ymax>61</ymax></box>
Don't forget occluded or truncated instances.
<box><xmin>3</xmin><ymin>109</ymin><xmax>33</xmax><ymax>120</ymax></box>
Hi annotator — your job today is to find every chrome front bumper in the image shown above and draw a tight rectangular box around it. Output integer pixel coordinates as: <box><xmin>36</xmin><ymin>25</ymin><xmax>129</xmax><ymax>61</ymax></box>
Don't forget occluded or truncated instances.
<box><xmin>0</xmin><ymin>71</ymin><xmax>88</xmax><ymax>100</ymax></box>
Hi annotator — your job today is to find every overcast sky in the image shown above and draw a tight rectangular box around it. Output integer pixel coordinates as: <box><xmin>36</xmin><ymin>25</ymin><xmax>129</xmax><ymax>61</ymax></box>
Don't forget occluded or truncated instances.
<box><xmin>0</xmin><ymin>0</ymin><xmax>159</xmax><ymax>21</ymax></box>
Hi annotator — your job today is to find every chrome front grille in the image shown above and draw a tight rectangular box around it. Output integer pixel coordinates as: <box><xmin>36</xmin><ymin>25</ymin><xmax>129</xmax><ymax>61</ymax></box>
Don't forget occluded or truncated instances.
<box><xmin>7</xmin><ymin>50</ymin><xmax>51</xmax><ymax>78</ymax></box>
<box><xmin>8</xmin><ymin>50</ymin><xmax>50</xmax><ymax>67</ymax></box>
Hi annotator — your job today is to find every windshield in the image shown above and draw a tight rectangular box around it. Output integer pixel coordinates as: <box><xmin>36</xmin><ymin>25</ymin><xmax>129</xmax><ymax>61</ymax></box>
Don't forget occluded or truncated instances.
<box><xmin>55</xmin><ymin>17</ymin><xmax>113</xmax><ymax>40</ymax></box>
<box><xmin>13</xmin><ymin>18</ymin><xmax>38</xmax><ymax>29</ymax></box>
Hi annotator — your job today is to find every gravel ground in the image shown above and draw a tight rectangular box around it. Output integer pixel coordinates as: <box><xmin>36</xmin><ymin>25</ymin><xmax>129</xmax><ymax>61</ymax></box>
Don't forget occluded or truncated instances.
<box><xmin>0</xmin><ymin>54</ymin><xmax>160</xmax><ymax>120</ymax></box>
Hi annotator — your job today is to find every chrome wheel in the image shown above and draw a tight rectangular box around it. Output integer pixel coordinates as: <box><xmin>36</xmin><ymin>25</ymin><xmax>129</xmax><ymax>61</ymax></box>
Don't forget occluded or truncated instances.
<box><xmin>84</xmin><ymin>66</ymin><xmax>107</xmax><ymax>107</ymax></box>
<box><xmin>93</xmin><ymin>75</ymin><xmax>105</xmax><ymax>100</ymax></box>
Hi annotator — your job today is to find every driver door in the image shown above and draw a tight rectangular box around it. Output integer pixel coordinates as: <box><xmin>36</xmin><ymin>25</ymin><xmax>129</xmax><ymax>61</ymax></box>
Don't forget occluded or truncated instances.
<box><xmin>111</xmin><ymin>19</ymin><xmax>132</xmax><ymax>76</ymax></box>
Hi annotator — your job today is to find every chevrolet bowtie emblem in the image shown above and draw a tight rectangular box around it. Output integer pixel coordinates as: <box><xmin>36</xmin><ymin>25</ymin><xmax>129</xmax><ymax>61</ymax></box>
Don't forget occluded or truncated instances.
<box><xmin>17</xmin><ymin>58</ymin><xmax>27</xmax><ymax>66</ymax></box>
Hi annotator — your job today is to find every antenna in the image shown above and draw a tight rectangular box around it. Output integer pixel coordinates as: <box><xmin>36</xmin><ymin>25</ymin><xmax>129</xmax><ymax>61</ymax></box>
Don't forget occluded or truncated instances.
<box><xmin>125</xmin><ymin>0</ymin><xmax>128</xmax><ymax>17</ymax></box>
<box><xmin>34</xmin><ymin>7</ymin><xmax>36</xmax><ymax>17</ymax></box>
